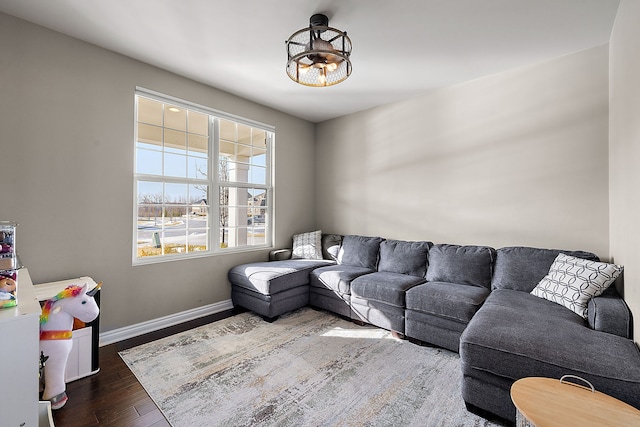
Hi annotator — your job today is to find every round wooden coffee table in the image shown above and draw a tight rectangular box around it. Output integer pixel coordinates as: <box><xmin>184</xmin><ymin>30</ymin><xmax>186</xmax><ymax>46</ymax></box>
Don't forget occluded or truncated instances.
<box><xmin>510</xmin><ymin>376</ymin><xmax>640</xmax><ymax>426</ymax></box>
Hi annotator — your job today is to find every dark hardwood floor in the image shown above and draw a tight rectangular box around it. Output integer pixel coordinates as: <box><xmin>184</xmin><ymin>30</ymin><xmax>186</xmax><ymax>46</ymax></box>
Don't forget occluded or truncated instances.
<box><xmin>51</xmin><ymin>310</ymin><xmax>236</xmax><ymax>427</ymax></box>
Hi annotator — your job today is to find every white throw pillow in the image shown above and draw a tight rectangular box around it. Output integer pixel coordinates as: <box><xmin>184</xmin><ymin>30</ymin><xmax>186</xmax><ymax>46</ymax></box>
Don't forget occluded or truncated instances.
<box><xmin>531</xmin><ymin>253</ymin><xmax>623</xmax><ymax>319</ymax></box>
<box><xmin>291</xmin><ymin>230</ymin><xmax>323</xmax><ymax>260</ymax></box>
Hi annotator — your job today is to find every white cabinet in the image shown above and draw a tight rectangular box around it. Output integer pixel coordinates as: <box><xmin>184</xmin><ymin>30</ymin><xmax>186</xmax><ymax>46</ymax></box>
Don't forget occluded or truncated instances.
<box><xmin>64</xmin><ymin>326</ymin><xmax>95</xmax><ymax>382</ymax></box>
<box><xmin>0</xmin><ymin>269</ymin><xmax>40</xmax><ymax>427</ymax></box>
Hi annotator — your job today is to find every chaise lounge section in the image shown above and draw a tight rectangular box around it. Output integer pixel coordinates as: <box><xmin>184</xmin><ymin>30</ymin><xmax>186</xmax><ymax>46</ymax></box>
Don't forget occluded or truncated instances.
<box><xmin>229</xmin><ymin>258</ymin><xmax>334</xmax><ymax>320</ymax></box>
<box><xmin>228</xmin><ymin>233</ymin><xmax>640</xmax><ymax>422</ymax></box>
<box><xmin>459</xmin><ymin>246</ymin><xmax>640</xmax><ymax>422</ymax></box>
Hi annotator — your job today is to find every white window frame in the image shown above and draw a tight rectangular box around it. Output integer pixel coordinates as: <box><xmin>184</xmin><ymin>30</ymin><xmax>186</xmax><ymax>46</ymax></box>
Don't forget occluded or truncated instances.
<box><xmin>133</xmin><ymin>87</ymin><xmax>274</xmax><ymax>265</ymax></box>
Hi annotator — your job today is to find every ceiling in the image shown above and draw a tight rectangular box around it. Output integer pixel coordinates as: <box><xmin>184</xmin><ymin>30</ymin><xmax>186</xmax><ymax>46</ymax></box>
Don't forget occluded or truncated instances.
<box><xmin>0</xmin><ymin>0</ymin><xmax>620</xmax><ymax>123</ymax></box>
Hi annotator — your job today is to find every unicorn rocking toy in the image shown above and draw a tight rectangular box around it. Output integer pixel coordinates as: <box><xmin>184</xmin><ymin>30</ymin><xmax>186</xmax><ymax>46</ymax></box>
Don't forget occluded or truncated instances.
<box><xmin>40</xmin><ymin>282</ymin><xmax>101</xmax><ymax>409</ymax></box>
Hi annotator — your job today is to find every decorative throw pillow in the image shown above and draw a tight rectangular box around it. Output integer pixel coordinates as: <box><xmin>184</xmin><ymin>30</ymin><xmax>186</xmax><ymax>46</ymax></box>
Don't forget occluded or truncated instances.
<box><xmin>291</xmin><ymin>230</ymin><xmax>323</xmax><ymax>260</ymax></box>
<box><xmin>530</xmin><ymin>253</ymin><xmax>623</xmax><ymax>319</ymax></box>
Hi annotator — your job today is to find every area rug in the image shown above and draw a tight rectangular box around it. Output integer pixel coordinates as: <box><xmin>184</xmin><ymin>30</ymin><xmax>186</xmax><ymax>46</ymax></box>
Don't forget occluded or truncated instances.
<box><xmin>119</xmin><ymin>308</ymin><xmax>506</xmax><ymax>427</ymax></box>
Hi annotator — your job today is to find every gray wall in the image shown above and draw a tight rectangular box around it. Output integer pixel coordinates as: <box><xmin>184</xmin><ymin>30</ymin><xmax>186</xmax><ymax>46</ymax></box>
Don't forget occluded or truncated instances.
<box><xmin>0</xmin><ymin>13</ymin><xmax>317</xmax><ymax>332</ymax></box>
<box><xmin>610</xmin><ymin>0</ymin><xmax>640</xmax><ymax>342</ymax></box>
<box><xmin>315</xmin><ymin>45</ymin><xmax>610</xmax><ymax>256</ymax></box>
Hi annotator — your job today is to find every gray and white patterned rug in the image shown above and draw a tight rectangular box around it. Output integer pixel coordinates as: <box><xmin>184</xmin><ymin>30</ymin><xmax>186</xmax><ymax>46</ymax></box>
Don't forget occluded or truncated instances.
<box><xmin>119</xmin><ymin>308</ymin><xmax>506</xmax><ymax>427</ymax></box>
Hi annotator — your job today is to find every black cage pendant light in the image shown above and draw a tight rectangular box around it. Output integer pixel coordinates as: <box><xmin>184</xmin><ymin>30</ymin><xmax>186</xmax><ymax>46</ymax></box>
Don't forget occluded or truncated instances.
<box><xmin>286</xmin><ymin>14</ymin><xmax>352</xmax><ymax>87</ymax></box>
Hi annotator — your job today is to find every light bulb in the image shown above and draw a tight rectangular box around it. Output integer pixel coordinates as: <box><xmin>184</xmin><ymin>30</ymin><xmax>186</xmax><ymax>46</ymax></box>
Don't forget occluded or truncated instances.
<box><xmin>298</xmin><ymin>64</ymin><xmax>309</xmax><ymax>74</ymax></box>
<box><xmin>318</xmin><ymin>70</ymin><xmax>327</xmax><ymax>85</ymax></box>
<box><xmin>326</xmin><ymin>63</ymin><xmax>338</xmax><ymax>72</ymax></box>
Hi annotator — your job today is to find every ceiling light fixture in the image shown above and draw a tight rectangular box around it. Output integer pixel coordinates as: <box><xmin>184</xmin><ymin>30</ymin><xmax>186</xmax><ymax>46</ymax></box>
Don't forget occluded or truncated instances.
<box><xmin>285</xmin><ymin>13</ymin><xmax>352</xmax><ymax>87</ymax></box>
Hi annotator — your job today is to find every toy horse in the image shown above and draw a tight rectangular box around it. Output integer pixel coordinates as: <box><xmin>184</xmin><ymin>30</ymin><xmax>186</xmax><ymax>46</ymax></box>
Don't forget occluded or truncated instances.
<box><xmin>40</xmin><ymin>283</ymin><xmax>101</xmax><ymax>409</ymax></box>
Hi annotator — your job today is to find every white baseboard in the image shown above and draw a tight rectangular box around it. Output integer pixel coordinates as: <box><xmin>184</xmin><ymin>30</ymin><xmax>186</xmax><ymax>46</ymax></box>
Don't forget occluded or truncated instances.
<box><xmin>99</xmin><ymin>299</ymin><xmax>234</xmax><ymax>346</ymax></box>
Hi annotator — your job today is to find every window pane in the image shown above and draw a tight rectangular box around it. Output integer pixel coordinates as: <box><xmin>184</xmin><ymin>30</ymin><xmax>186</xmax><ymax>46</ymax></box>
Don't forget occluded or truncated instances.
<box><xmin>252</xmin><ymin>128</ymin><xmax>267</xmax><ymax>148</ymax></box>
<box><xmin>188</xmin><ymin>111</ymin><xmax>208</xmax><ymax>136</ymax></box>
<box><xmin>237</xmin><ymin>123</ymin><xmax>251</xmax><ymax>144</ymax></box>
<box><xmin>220</xmin><ymin>228</ymin><xmax>230</xmax><ymax>248</ymax></box>
<box><xmin>137</xmin><ymin>181</ymin><xmax>163</xmax><ymax>203</ymax></box>
<box><xmin>164</xmin><ymin>153</ymin><xmax>187</xmax><ymax>177</ymax></box>
<box><xmin>251</xmin><ymin>150</ymin><xmax>267</xmax><ymax>166</ymax></box>
<box><xmin>188</xmin><ymin>156</ymin><xmax>208</xmax><ymax>180</ymax></box>
<box><xmin>229</xmin><ymin>161</ymin><xmax>249</xmax><ymax>184</ymax></box>
<box><xmin>223</xmin><ymin>228</ymin><xmax>239</xmax><ymax>249</ymax></box>
<box><xmin>137</xmin><ymin>123</ymin><xmax>163</xmax><ymax>148</ymax></box>
<box><xmin>188</xmin><ymin>134</ymin><xmax>208</xmax><ymax>157</ymax></box>
<box><xmin>220</xmin><ymin>119</ymin><xmax>235</xmax><ymax>141</ymax></box>
<box><xmin>165</xmin><ymin>105</ymin><xmax>186</xmax><ymax>131</ymax></box>
<box><xmin>164</xmin><ymin>129</ymin><xmax>186</xmax><ymax>153</ymax></box>
<box><xmin>248</xmin><ymin>227</ymin><xmax>266</xmax><ymax>245</ymax></box>
<box><xmin>189</xmin><ymin>184</ymin><xmax>208</xmax><ymax>204</ymax></box>
<box><xmin>218</xmin><ymin>185</ymin><xmax>269</xmax><ymax>250</ymax></box>
<box><xmin>137</xmin><ymin>149</ymin><xmax>162</xmax><ymax>175</ymax></box>
<box><xmin>188</xmin><ymin>228</ymin><xmax>208</xmax><ymax>252</ymax></box>
<box><xmin>218</xmin><ymin>156</ymin><xmax>233</xmax><ymax>182</ymax></box>
<box><xmin>237</xmin><ymin>144</ymin><xmax>251</xmax><ymax>158</ymax></box>
<box><xmin>136</xmin><ymin>181</ymin><xmax>163</xmax><ymax>258</ymax></box>
<box><xmin>189</xmin><ymin>184</ymin><xmax>208</xmax><ymax>218</ymax></box>
<box><xmin>138</xmin><ymin>98</ymin><xmax>163</xmax><ymax>126</ymax></box>
<box><xmin>219</xmin><ymin>140</ymin><xmax>235</xmax><ymax>157</ymax></box>
<box><xmin>165</xmin><ymin>204</ymin><xmax>187</xmax><ymax>221</ymax></box>
<box><xmin>165</xmin><ymin>183</ymin><xmax>187</xmax><ymax>203</ymax></box>
<box><xmin>164</xmin><ymin>241</ymin><xmax>187</xmax><ymax>255</ymax></box>
<box><xmin>249</xmin><ymin>165</ymin><xmax>267</xmax><ymax>185</ymax></box>
<box><xmin>216</xmin><ymin>121</ymin><xmax>267</xmax><ymax>186</ymax></box>
<box><xmin>138</xmin><ymin>203</ymin><xmax>162</xmax><ymax>221</ymax></box>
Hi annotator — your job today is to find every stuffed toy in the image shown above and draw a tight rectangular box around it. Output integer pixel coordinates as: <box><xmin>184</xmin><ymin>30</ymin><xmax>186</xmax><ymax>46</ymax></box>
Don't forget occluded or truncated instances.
<box><xmin>40</xmin><ymin>282</ymin><xmax>101</xmax><ymax>409</ymax></box>
<box><xmin>0</xmin><ymin>274</ymin><xmax>17</xmax><ymax>309</ymax></box>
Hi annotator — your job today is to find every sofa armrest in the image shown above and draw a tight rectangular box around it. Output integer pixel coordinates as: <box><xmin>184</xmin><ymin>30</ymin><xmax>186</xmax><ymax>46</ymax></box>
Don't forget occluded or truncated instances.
<box><xmin>269</xmin><ymin>249</ymin><xmax>292</xmax><ymax>261</ymax></box>
<box><xmin>587</xmin><ymin>287</ymin><xmax>632</xmax><ymax>338</ymax></box>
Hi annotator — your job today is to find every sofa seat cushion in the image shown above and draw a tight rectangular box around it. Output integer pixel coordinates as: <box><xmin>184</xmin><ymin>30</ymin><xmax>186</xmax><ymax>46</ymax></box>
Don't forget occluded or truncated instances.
<box><xmin>228</xmin><ymin>259</ymin><xmax>334</xmax><ymax>295</ymax></box>
<box><xmin>377</xmin><ymin>240</ymin><xmax>432</xmax><ymax>277</ymax></box>
<box><xmin>351</xmin><ymin>272</ymin><xmax>426</xmax><ymax>307</ymax></box>
<box><xmin>406</xmin><ymin>282</ymin><xmax>490</xmax><ymax>324</ymax></box>
<box><xmin>460</xmin><ymin>289</ymin><xmax>640</xmax><ymax>409</ymax></box>
<box><xmin>426</xmin><ymin>244</ymin><xmax>496</xmax><ymax>289</ymax></box>
<box><xmin>310</xmin><ymin>264</ymin><xmax>374</xmax><ymax>296</ymax></box>
<box><xmin>491</xmin><ymin>246</ymin><xmax>599</xmax><ymax>292</ymax></box>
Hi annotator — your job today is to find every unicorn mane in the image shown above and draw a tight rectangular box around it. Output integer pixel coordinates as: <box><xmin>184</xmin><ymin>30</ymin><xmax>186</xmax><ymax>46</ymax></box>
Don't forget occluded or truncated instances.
<box><xmin>40</xmin><ymin>285</ymin><xmax>84</xmax><ymax>326</ymax></box>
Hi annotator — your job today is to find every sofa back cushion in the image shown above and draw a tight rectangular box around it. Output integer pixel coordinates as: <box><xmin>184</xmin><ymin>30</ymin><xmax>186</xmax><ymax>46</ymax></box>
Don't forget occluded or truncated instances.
<box><xmin>321</xmin><ymin>234</ymin><xmax>343</xmax><ymax>261</ymax></box>
<box><xmin>426</xmin><ymin>244</ymin><xmax>496</xmax><ymax>288</ymax></box>
<box><xmin>338</xmin><ymin>235</ymin><xmax>384</xmax><ymax>270</ymax></box>
<box><xmin>491</xmin><ymin>246</ymin><xmax>599</xmax><ymax>292</ymax></box>
<box><xmin>378</xmin><ymin>240</ymin><xmax>432</xmax><ymax>277</ymax></box>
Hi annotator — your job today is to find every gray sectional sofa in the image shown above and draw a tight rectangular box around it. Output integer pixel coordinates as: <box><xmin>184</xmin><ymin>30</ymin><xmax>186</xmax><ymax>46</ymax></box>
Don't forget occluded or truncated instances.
<box><xmin>228</xmin><ymin>233</ymin><xmax>640</xmax><ymax>423</ymax></box>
